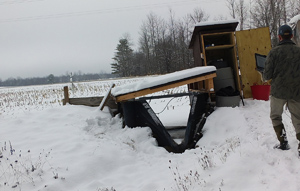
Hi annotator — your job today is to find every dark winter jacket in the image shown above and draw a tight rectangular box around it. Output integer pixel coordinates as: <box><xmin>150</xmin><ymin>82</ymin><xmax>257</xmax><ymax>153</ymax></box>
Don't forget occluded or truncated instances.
<box><xmin>263</xmin><ymin>40</ymin><xmax>300</xmax><ymax>101</ymax></box>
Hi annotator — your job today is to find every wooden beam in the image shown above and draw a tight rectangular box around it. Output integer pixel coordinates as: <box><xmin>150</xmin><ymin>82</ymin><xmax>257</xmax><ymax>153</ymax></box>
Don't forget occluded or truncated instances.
<box><xmin>63</xmin><ymin>86</ymin><xmax>69</xmax><ymax>105</ymax></box>
<box><xmin>115</xmin><ymin>73</ymin><xmax>216</xmax><ymax>102</ymax></box>
<box><xmin>100</xmin><ymin>84</ymin><xmax>115</xmax><ymax>110</ymax></box>
<box><xmin>69</xmin><ymin>97</ymin><xmax>103</xmax><ymax>107</ymax></box>
<box><xmin>205</xmin><ymin>78</ymin><xmax>214</xmax><ymax>91</ymax></box>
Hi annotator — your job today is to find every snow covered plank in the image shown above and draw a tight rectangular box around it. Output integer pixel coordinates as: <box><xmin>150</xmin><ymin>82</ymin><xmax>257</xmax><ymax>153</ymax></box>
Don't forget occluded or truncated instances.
<box><xmin>99</xmin><ymin>83</ymin><xmax>115</xmax><ymax>110</ymax></box>
<box><xmin>111</xmin><ymin>66</ymin><xmax>216</xmax><ymax>102</ymax></box>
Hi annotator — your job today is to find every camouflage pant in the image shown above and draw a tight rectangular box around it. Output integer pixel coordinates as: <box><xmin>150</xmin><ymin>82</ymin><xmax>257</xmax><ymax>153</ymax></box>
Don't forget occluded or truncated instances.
<box><xmin>270</xmin><ymin>96</ymin><xmax>300</xmax><ymax>136</ymax></box>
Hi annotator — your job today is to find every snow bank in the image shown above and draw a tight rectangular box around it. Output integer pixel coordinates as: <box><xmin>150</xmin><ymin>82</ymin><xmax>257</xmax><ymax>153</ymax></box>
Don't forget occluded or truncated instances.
<box><xmin>289</xmin><ymin>14</ymin><xmax>300</xmax><ymax>28</ymax></box>
<box><xmin>2</xmin><ymin>79</ymin><xmax>300</xmax><ymax>191</ymax></box>
<box><xmin>195</xmin><ymin>19</ymin><xmax>239</xmax><ymax>27</ymax></box>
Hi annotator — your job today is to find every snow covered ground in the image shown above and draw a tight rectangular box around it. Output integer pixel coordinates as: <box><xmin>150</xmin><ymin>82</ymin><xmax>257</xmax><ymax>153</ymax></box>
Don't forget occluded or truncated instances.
<box><xmin>1</xmin><ymin>77</ymin><xmax>300</xmax><ymax>191</ymax></box>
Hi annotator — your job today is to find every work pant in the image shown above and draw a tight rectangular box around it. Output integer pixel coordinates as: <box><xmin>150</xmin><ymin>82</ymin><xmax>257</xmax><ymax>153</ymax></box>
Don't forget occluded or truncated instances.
<box><xmin>270</xmin><ymin>96</ymin><xmax>300</xmax><ymax>139</ymax></box>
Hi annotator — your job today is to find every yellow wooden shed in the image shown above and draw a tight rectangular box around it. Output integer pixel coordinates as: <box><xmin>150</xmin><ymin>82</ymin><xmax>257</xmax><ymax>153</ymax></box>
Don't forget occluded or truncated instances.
<box><xmin>189</xmin><ymin>20</ymin><xmax>272</xmax><ymax>99</ymax></box>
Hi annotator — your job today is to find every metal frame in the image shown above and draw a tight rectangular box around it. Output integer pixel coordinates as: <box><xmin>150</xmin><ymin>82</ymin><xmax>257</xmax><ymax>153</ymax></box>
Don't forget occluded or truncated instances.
<box><xmin>120</xmin><ymin>93</ymin><xmax>214</xmax><ymax>153</ymax></box>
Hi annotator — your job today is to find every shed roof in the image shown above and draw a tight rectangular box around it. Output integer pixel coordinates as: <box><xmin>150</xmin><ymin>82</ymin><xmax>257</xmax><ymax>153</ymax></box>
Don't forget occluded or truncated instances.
<box><xmin>189</xmin><ymin>19</ymin><xmax>239</xmax><ymax>49</ymax></box>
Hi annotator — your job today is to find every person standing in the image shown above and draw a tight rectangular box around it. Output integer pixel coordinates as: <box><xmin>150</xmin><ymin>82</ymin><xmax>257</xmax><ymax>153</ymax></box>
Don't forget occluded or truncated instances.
<box><xmin>263</xmin><ymin>24</ymin><xmax>300</xmax><ymax>155</ymax></box>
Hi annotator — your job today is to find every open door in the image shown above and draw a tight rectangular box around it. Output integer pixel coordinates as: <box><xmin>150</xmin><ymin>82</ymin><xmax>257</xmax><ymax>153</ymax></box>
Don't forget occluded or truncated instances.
<box><xmin>236</xmin><ymin>27</ymin><xmax>272</xmax><ymax>98</ymax></box>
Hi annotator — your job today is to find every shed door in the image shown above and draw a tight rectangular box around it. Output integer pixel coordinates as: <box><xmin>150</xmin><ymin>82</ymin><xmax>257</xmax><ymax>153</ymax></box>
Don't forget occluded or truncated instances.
<box><xmin>236</xmin><ymin>27</ymin><xmax>272</xmax><ymax>98</ymax></box>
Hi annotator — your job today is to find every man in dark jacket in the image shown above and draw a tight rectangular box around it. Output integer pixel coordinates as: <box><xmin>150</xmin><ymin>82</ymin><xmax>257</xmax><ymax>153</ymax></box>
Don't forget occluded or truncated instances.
<box><xmin>263</xmin><ymin>24</ymin><xmax>300</xmax><ymax>154</ymax></box>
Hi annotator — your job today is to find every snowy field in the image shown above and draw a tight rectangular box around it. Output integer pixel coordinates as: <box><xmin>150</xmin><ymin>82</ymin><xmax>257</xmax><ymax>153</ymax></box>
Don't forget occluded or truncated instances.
<box><xmin>1</xmin><ymin>77</ymin><xmax>300</xmax><ymax>191</ymax></box>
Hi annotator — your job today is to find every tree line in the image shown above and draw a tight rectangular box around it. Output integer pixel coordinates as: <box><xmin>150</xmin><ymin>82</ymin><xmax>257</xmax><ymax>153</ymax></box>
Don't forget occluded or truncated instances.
<box><xmin>111</xmin><ymin>0</ymin><xmax>300</xmax><ymax>77</ymax></box>
<box><xmin>111</xmin><ymin>9</ymin><xmax>208</xmax><ymax>77</ymax></box>
<box><xmin>228</xmin><ymin>0</ymin><xmax>300</xmax><ymax>44</ymax></box>
<box><xmin>0</xmin><ymin>72</ymin><xmax>114</xmax><ymax>87</ymax></box>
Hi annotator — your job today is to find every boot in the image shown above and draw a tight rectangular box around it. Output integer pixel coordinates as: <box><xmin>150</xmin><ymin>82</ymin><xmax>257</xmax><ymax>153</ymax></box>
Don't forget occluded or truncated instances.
<box><xmin>298</xmin><ymin>142</ymin><xmax>300</xmax><ymax>157</ymax></box>
<box><xmin>273</xmin><ymin>141</ymin><xmax>290</xmax><ymax>150</ymax></box>
<box><xmin>273</xmin><ymin>124</ymin><xmax>290</xmax><ymax>150</ymax></box>
<box><xmin>296</xmin><ymin>133</ymin><xmax>300</xmax><ymax>156</ymax></box>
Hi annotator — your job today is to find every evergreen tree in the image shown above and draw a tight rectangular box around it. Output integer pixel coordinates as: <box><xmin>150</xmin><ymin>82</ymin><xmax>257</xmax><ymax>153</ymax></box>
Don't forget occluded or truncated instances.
<box><xmin>111</xmin><ymin>37</ymin><xmax>134</xmax><ymax>77</ymax></box>
<box><xmin>47</xmin><ymin>74</ymin><xmax>55</xmax><ymax>84</ymax></box>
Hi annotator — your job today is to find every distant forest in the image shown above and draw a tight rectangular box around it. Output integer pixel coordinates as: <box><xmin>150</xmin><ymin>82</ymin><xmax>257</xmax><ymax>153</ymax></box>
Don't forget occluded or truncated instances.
<box><xmin>0</xmin><ymin>72</ymin><xmax>115</xmax><ymax>87</ymax></box>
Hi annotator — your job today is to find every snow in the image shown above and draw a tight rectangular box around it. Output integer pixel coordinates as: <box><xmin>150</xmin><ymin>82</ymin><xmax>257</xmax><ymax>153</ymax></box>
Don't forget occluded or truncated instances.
<box><xmin>289</xmin><ymin>14</ymin><xmax>300</xmax><ymax>28</ymax></box>
<box><xmin>195</xmin><ymin>19</ymin><xmax>239</xmax><ymax>27</ymax></box>
<box><xmin>111</xmin><ymin>66</ymin><xmax>216</xmax><ymax>96</ymax></box>
<box><xmin>1</xmin><ymin>77</ymin><xmax>300</xmax><ymax>191</ymax></box>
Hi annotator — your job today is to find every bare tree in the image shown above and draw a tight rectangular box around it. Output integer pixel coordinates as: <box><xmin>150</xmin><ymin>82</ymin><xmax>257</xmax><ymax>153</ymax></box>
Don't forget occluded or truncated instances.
<box><xmin>139</xmin><ymin>12</ymin><xmax>171</xmax><ymax>74</ymax></box>
<box><xmin>236</xmin><ymin>0</ymin><xmax>248</xmax><ymax>30</ymax></box>
<box><xmin>227</xmin><ymin>0</ymin><xmax>248</xmax><ymax>30</ymax></box>
<box><xmin>250</xmin><ymin>0</ymin><xmax>287</xmax><ymax>45</ymax></box>
<box><xmin>227</xmin><ymin>0</ymin><xmax>236</xmax><ymax>19</ymax></box>
<box><xmin>213</xmin><ymin>15</ymin><xmax>228</xmax><ymax>21</ymax></box>
<box><xmin>286</xmin><ymin>0</ymin><xmax>300</xmax><ymax>22</ymax></box>
<box><xmin>188</xmin><ymin>7</ymin><xmax>209</xmax><ymax>24</ymax></box>
<box><xmin>123</xmin><ymin>0</ymin><xmax>300</xmax><ymax>78</ymax></box>
<box><xmin>128</xmin><ymin>9</ymin><xmax>210</xmax><ymax>76</ymax></box>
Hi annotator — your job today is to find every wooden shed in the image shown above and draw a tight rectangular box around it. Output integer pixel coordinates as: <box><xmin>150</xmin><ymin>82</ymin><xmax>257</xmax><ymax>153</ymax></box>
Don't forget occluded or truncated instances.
<box><xmin>189</xmin><ymin>20</ymin><xmax>272</xmax><ymax>99</ymax></box>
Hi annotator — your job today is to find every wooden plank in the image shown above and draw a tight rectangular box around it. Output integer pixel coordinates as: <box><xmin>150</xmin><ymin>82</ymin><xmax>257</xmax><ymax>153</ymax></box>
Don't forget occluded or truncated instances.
<box><xmin>69</xmin><ymin>97</ymin><xmax>103</xmax><ymax>107</ymax></box>
<box><xmin>192</xmin><ymin>35</ymin><xmax>203</xmax><ymax>67</ymax></box>
<box><xmin>201</xmin><ymin>35</ymin><xmax>207</xmax><ymax>66</ymax></box>
<box><xmin>236</xmin><ymin>27</ymin><xmax>272</xmax><ymax>98</ymax></box>
<box><xmin>68</xmin><ymin>96</ymin><xmax>118</xmax><ymax>110</ymax></box>
<box><xmin>205</xmin><ymin>78</ymin><xmax>214</xmax><ymax>90</ymax></box>
<box><xmin>202</xmin><ymin>31</ymin><xmax>233</xmax><ymax>37</ymax></box>
<box><xmin>137</xmin><ymin>93</ymin><xmax>195</xmax><ymax>100</ymax></box>
<box><xmin>230</xmin><ymin>32</ymin><xmax>242</xmax><ymax>92</ymax></box>
<box><xmin>61</xmin><ymin>83</ymin><xmax>118</xmax><ymax>110</ymax></box>
<box><xmin>100</xmin><ymin>84</ymin><xmax>115</xmax><ymax>110</ymax></box>
<box><xmin>115</xmin><ymin>73</ymin><xmax>216</xmax><ymax>102</ymax></box>
<box><xmin>205</xmin><ymin>44</ymin><xmax>234</xmax><ymax>50</ymax></box>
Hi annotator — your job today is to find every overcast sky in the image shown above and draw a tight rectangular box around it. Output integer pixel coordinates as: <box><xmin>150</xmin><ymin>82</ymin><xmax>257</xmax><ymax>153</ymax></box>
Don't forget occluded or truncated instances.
<box><xmin>0</xmin><ymin>0</ymin><xmax>231</xmax><ymax>80</ymax></box>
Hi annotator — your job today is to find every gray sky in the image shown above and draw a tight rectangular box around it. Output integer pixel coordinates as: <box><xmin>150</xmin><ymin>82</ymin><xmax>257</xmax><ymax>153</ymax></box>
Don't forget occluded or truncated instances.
<box><xmin>0</xmin><ymin>0</ymin><xmax>230</xmax><ymax>80</ymax></box>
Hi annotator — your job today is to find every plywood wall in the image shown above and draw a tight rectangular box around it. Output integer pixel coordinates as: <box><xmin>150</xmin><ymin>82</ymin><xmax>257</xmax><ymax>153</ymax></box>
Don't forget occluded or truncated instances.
<box><xmin>236</xmin><ymin>27</ymin><xmax>272</xmax><ymax>98</ymax></box>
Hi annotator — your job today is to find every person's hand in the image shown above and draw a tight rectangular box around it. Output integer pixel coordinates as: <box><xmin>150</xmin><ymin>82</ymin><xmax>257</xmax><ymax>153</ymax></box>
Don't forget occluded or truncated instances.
<box><xmin>255</xmin><ymin>68</ymin><xmax>267</xmax><ymax>82</ymax></box>
<box><xmin>255</xmin><ymin>67</ymin><xmax>264</xmax><ymax>73</ymax></box>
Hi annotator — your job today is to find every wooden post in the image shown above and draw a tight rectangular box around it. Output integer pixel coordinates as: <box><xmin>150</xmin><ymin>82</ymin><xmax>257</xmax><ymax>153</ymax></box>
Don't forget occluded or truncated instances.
<box><xmin>63</xmin><ymin>86</ymin><xmax>69</xmax><ymax>105</ymax></box>
<box><xmin>206</xmin><ymin>78</ymin><xmax>214</xmax><ymax>91</ymax></box>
